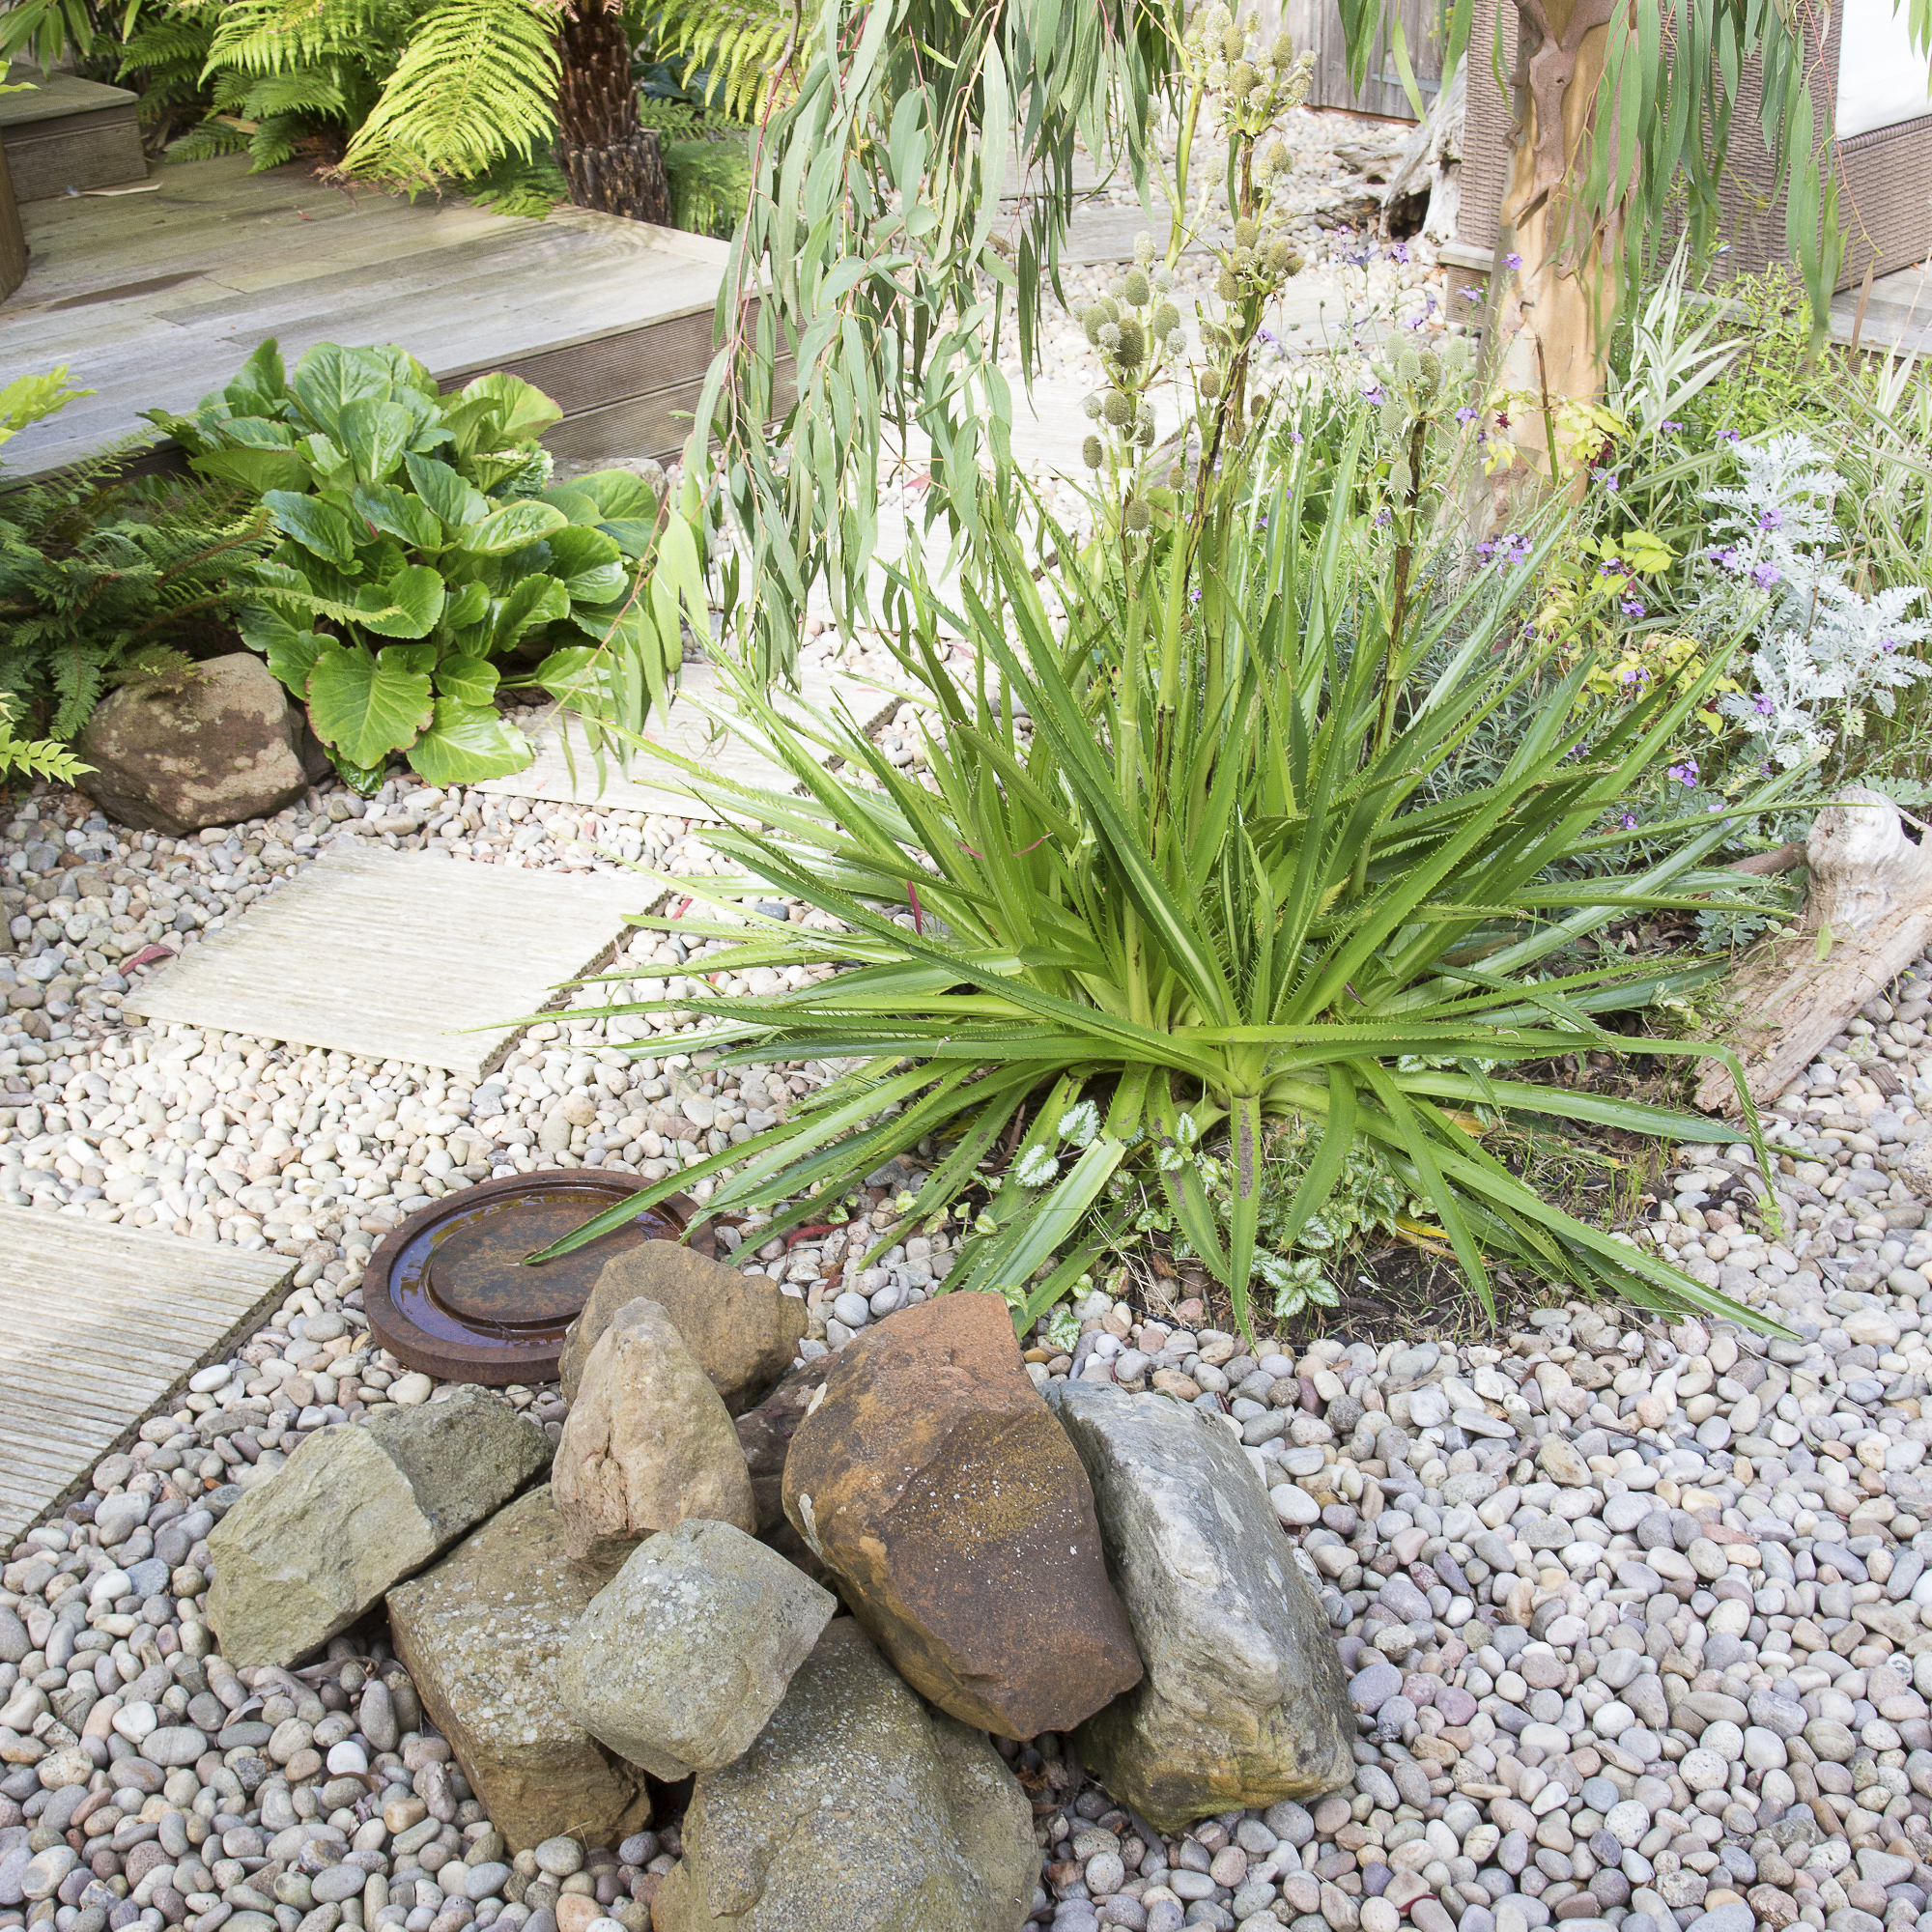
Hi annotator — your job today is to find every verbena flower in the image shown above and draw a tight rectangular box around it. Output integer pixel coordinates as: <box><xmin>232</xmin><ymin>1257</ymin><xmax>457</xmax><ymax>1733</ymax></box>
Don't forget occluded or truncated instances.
<box><xmin>1456</xmin><ymin>406</ymin><xmax>1478</xmax><ymax>423</ymax></box>
<box><xmin>1621</xmin><ymin>598</ymin><xmax>1646</xmax><ymax>617</ymax></box>
<box><xmin>1461</xmin><ymin>285</ymin><xmax>1483</xmax><ymax>301</ymax></box>
<box><xmin>1505</xmin><ymin>251</ymin><xmax>1523</xmax><ymax>270</ymax></box>
<box><xmin>1667</xmin><ymin>758</ymin><xmax>1699</xmax><ymax>785</ymax></box>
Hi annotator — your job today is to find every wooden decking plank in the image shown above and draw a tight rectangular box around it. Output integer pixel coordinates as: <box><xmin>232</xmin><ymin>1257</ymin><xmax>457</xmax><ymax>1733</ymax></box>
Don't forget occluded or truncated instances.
<box><xmin>0</xmin><ymin>1208</ymin><xmax>292</xmax><ymax>1540</ymax></box>
<box><xmin>0</xmin><ymin>154</ymin><xmax>729</xmax><ymax>481</ymax></box>
<box><xmin>121</xmin><ymin>846</ymin><xmax>651</xmax><ymax>1078</ymax></box>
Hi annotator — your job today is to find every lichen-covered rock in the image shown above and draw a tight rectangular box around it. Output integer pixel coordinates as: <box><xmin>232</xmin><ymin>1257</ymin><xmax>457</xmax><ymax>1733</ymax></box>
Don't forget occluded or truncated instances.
<box><xmin>551</xmin><ymin>1297</ymin><xmax>756</xmax><ymax>1566</ymax></box>
<box><xmin>557</xmin><ymin>1518</ymin><xmax>835</xmax><ymax>1778</ymax></box>
<box><xmin>560</xmin><ymin>1244</ymin><xmax>808</xmax><ymax>1412</ymax></box>
<box><xmin>651</xmin><ymin>1620</ymin><xmax>1035</xmax><ymax>1932</ymax></box>
<box><xmin>386</xmin><ymin>1486</ymin><xmax>652</xmax><ymax>1852</ymax></box>
<box><xmin>76</xmin><ymin>653</ymin><xmax>326</xmax><ymax>836</ymax></box>
<box><xmin>206</xmin><ymin>1385</ymin><xmax>548</xmax><ymax>1668</ymax></box>
<box><xmin>1044</xmin><ymin>1378</ymin><xmax>1355</xmax><ymax>1832</ymax></box>
<box><xmin>781</xmin><ymin>1290</ymin><xmax>1140</xmax><ymax>1739</ymax></box>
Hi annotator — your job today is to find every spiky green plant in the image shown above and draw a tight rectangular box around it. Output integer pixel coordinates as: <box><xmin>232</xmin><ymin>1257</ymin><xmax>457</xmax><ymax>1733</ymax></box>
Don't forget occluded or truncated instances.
<box><xmin>532</xmin><ymin>427</ymin><xmax>1797</xmax><ymax>1344</ymax></box>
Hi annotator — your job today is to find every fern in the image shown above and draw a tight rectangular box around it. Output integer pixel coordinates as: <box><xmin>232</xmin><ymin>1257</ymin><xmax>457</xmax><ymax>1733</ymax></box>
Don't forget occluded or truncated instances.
<box><xmin>663</xmin><ymin>132</ymin><xmax>748</xmax><ymax>235</ymax></box>
<box><xmin>0</xmin><ymin>695</ymin><xmax>90</xmax><ymax>784</ymax></box>
<box><xmin>340</xmin><ymin>0</ymin><xmax>558</xmax><ymax>184</ymax></box>
<box><xmin>0</xmin><ymin>461</ymin><xmax>275</xmax><ymax>744</ymax></box>
<box><xmin>459</xmin><ymin>139</ymin><xmax>568</xmax><ymax>216</ymax></box>
<box><xmin>644</xmin><ymin>0</ymin><xmax>808</xmax><ymax>121</ymax></box>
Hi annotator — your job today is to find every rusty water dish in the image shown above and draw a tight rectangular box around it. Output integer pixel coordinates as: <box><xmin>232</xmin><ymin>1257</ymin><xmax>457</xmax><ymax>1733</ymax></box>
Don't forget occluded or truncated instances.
<box><xmin>363</xmin><ymin>1172</ymin><xmax>712</xmax><ymax>1385</ymax></box>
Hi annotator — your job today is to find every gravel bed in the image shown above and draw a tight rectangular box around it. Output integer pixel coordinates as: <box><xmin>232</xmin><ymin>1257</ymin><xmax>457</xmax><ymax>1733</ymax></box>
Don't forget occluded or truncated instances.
<box><xmin>10</xmin><ymin>110</ymin><xmax>1887</xmax><ymax>1932</ymax></box>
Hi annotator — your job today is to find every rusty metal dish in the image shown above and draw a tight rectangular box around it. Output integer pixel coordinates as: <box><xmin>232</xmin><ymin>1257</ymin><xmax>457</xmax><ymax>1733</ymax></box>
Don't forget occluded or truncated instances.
<box><xmin>362</xmin><ymin>1173</ymin><xmax>711</xmax><ymax>1385</ymax></box>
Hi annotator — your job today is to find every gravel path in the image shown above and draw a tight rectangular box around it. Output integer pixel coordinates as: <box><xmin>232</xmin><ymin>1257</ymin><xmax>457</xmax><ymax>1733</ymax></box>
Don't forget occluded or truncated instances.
<box><xmin>10</xmin><ymin>109</ymin><xmax>1893</xmax><ymax>1932</ymax></box>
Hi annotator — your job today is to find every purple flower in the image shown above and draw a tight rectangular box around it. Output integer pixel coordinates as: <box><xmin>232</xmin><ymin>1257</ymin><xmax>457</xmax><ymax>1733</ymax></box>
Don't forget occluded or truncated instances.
<box><xmin>1708</xmin><ymin>544</ymin><xmax>1741</xmax><ymax>571</ymax></box>
<box><xmin>1661</xmin><ymin>419</ymin><xmax>1684</xmax><ymax>433</ymax></box>
<box><xmin>1719</xmin><ymin>428</ymin><xmax>1742</xmax><ymax>442</ymax></box>
<box><xmin>1619</xmin><ymin>665</ymin><xmax>1648</xmax><ymax>687</ymax></box>
<box><xmin>1456</xmin><ymin>405</ymin><xmax>1478</xmax><ymax>423</ymax></box>
<box><xmin>1291</xmin><ymin>430</ymin><xmax>1305</xmax><ymax>444</ymax></box>
<box><xmin>1188</xmin><ymin>587</ymin><xmax>1202</xmax><ymax>605</ymax></box>
<box><xmin>1621</xmin><ymin>598</ymin><xmax>1646</xmax><ymax>617</ymax></box>
<box><xmin>1391</xmin><ymin>241</ymin><xmax>1409</xmax><ymax>264</ymax></box>
<box><xmin>1256</xmin><ymin>513</ymin><xmax>1268</xmax><ymax>528</ymax></box>
<box><xmin>1374</xmin><ymin>508</ymin><xmax>1392</xmax><ymax>526</ymax></box>
<box><xmin>1883</xmin><ymin>638</ymin><xmax>1900</xmax><ymax>652</ymax></box>
<box><xmin>1505</xmin><ymin>251</ymin><xmax>1523</xmax><ymax>270</ymax></box>
<box><xmin>1461</xmin><ymin>284</ymin><xmax>1483</xmax><ymax>301</ymax></box>
<box><xmin>1706</xmin><ymin>802</ymin><xmax>1724</xmax><ymax>812</ymax></box>
<box><xmin>1754</xmin><ymin>694</ymin><xmax>1774</xmax><ymax>713</ymax></box>
<box><xmin>1620</xmin><ymin>812</ymin><xmax>1638</xmax><ymax>830</ymax></box>
<box><xmin>1362</xmin><ymin>384</ymin><xmax>1385</xmax><ymax>406</ymax></box>
<box><xmin>1758</xmin><ymin>508</ymin><xmax>1783</xmax><ymax>530</ymax></box>
<box><xmin>1667</xmin><ymin>758</ymin><xmax>1699</xmax><ymax>786</ymax></box>
<box><xmin>1591</xmin><ymin>467</ymin><xmax>1620</xmax><ymax>491</ymax></box>
<box><xmin>1752</xmin><ymin>561</ymin><xmax>1780</xmax><ymax>589</ymax></box>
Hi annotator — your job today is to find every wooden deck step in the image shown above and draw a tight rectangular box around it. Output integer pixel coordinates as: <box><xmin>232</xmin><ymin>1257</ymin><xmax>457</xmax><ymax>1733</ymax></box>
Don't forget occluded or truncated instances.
<box><xmin>0</xmin><ymin>154</ymin><xmax>728</xmax><ymax>480</ymax></box>
<box><xmin>121</xmin><ymin>846</ymin><xmax>652</xmax><ymax>1079</ymax></box>
<box><xmin>0</xmin><ymin>1209</ymin><xmax>294</xmax><ymax>1539</ymax></box>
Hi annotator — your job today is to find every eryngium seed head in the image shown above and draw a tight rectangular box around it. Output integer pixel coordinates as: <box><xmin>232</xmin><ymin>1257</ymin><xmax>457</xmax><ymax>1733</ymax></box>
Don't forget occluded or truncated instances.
<box><xmin>1122</xmin><ymin>267</ymin><xmax>1151</xmax><ymax>307</ymax></box>
<box><xmin>1123</xmin><ymin>497</ymin><xmax>1152</xmax><ymax>531</ymax></box>
<box><xmin>1081</xmin><ymin>392</ymin><xmax>1103</xmax><ymax>419</ymax></box>
<box><xmin>1082</xmin><ymin>434</ymin><xmax>1104</xmax><ymax>469</ymax></box>
<box><xmin>1234</xmin><ymin>216</ymin><xmax>1259</xmax><ymax>250</ymax></box>
<box><xmin>1115</xmin><ymin>316</ymin><xmax>1146</xmax><ymax>366</ymax></box>
<box><xmin>1134</xmin><ymin>230</ymin><xmax>1155</xmax><ymax>268</ymax></box>
<box><xmin>1102</xmin><ymin>389</ymin><xmax>1133</xmax><ymax>426</ymax></box>
<box><xmin>1152</xmin><ymin>300</ymin><xmax>1179</xmax><ymax>338</ymax></box>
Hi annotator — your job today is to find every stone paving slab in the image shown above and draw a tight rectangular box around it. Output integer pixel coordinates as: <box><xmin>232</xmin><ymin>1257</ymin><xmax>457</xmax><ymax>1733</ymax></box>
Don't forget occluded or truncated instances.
<box><xmin>0</xmin><ymin>1208</ymin><xmax>294</xmax><ymax>1539</ymax></box>
<box><xmin>121</xmin><ymin>845</ymin><xmax>650</xmax><ymax>1080</ymax></box>
<box><xmin>476</xmin><ymin>661</ymin><xmax>899</xmax><ymax>814</ymax></box>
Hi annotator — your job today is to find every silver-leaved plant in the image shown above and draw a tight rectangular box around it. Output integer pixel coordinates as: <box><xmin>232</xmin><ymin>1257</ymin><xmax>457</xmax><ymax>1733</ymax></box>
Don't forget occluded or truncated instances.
<box><xmin>1700</xmin><ymin>431</ymin><xmax>1932</xmax><ymax>771</ymax></box>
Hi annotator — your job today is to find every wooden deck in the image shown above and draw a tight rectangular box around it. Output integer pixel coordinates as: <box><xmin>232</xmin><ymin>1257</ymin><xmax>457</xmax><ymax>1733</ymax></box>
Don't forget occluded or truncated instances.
<box><xmin>0</xmin><ymin>1209</ymin><xmax>294</xmax><ymax>1539</ymax></box>
<box><xmin>122</xmin><ymin>844</ymin><xmax>650</xmax><ymax>1080</ymax></box>
<box><xmin>2</xmin><ymin>154</ymin><xmax>730</xmax><ymax>481</ymax></box>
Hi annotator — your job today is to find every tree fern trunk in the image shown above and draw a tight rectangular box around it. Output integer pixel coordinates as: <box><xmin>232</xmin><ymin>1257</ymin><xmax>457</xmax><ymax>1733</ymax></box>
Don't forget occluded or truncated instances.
<box><xmin>556</xmin><ymin>0</ymin><xmax>669</xmax><ymax>224</ymax></box>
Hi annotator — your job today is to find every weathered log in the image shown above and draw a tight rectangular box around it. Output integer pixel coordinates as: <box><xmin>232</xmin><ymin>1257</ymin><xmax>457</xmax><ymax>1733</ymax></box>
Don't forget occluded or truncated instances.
<box><xmin>1694</xmin><ymin>788</ymin><xmax>1932</xmax><ymax>1116</ymax></box>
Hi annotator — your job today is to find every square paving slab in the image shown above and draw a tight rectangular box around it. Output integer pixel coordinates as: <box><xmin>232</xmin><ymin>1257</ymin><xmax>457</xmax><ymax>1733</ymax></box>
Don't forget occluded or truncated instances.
<box><xmin>0</xmin><ymin>1208</ymin><xmax>294</xmax><ymax>1539</ymax></box>
<box><xmin>477</xmin><ymin>660</ymin><xmax>900</xmax><ymax>813</ymax></box>
<box><xmin>122</xmin><ymin>845</ymin><xmax>650</xmax><ymax>1079</ymax></box>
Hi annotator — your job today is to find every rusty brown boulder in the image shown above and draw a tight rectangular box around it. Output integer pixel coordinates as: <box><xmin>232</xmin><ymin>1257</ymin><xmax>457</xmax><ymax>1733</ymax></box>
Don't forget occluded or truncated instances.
<box><xmin>781</xmin><ymin>1291</ymin><xmax>1141</xmax><ymax>1738</ymax></box>
<box><xmin>560</xmin><ymin>1243</ymin><xmax>809</xmax><ymax>1414</ymax></box>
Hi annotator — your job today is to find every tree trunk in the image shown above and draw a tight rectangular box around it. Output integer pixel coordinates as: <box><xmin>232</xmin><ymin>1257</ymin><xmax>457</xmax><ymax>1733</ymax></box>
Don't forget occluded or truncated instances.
<box><xmin>1483</xmin><ymin>0</ymin><xmax>1622</xmax><ymax>519</ymax></box>
<box><xmin>556</xmin><ymin>0</ymin><xmax>670</xmax><ymax>225</ymax></box>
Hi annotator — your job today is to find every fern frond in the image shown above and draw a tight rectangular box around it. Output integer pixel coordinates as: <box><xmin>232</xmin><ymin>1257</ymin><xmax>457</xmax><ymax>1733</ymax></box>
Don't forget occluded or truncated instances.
<box><xmin>203</xmin><ymin>0</ymin><xmax>407</xmax><ymax>78</ymax></box>
<box><xmin>663</xmin><ymin>131</ymin><xmax>748</xmax><ymax>236</ymax></box>
<box><xmin>340</xmin><ymin>0</ymin><xmax>558</xmax><ymax>184</ymax></box>
<box><xmin>649</xmin><ymin>0</ymin><xmax>809</xmax><ymax>121</ymax></box>
<box><xmin>165</xmin><ymin>118</ymin><xmax>254</xmax><ymax>160</ymax></box>
<box><xmin>460</xmin><ymin>141</ymin><xmax>567</xmax><ymax>217</ymax></box>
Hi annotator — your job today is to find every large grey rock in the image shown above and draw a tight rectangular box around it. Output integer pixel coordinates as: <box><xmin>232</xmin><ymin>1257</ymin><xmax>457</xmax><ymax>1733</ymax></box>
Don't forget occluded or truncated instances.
<box><xmin>76</xmin><ymin>653</ymin><xmax>327</xmax><ymax>836</ymax></box>
<box><xmin>207</xmin><ymin>1385</ymin><xmax>549</xmax><ymax>1667</ymax></box>
<box><xmin>551</xmin><ymin>1298</ymin><xmax>756</xmax><ymax>1567</ymax></box>
<box><xmin>1043</xmin><ymin>1379</ymin><xmax>1355</xmax><ymax>1832</ymax></box>
<box><xmin>651</xmin><ymin>1620</ymin><xmax>1035</xmax><ymax>1932</ymax></box>
<box><xmin>557</xmin><ymin>1519</ymin><xmax>835</xmax><ymax>1778</ymax></box>
<box><xmin>387</xmin><ymin>1486</ymin><xmax>652</xmax><ymax>1853</ymax></box>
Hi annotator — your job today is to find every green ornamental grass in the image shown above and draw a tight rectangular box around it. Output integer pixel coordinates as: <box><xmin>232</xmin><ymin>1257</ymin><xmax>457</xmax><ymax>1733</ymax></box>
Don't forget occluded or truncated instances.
<box><xmin>532</xmin><ymin>427</ymin><xmax>1800</xmax><ymax>1345</ymax></box>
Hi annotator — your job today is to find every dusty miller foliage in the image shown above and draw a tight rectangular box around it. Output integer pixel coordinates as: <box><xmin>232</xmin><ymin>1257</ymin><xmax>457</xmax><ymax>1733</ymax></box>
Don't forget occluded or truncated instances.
<box><xmin>1703</xmin><ymin>431</ymin><xmax>1932</xmax><ymax>772</ymax></box>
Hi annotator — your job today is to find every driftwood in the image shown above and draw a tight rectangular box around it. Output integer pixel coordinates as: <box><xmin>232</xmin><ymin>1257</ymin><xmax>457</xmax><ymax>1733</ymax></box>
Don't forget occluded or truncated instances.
<box><xmin>1694</xmin><ymin>788</ymin><xmax>1932</xmax><ymax>1116</ymax></box>
<box><xmin>1379</xmin><ymin>61</ymin><xmax>1464</xmax><ymax>244</ymax></box>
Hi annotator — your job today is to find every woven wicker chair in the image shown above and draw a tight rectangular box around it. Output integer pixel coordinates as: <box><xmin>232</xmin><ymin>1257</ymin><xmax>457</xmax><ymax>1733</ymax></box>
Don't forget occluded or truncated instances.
<box><xmin>1455</xmin><ymin>0</ymin><xmax>1932</xmax><ymax>291</ymax></box>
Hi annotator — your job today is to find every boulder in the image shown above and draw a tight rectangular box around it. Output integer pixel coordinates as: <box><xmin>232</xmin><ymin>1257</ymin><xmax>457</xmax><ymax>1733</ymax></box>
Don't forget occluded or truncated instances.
<box><xmin>386</xmin><ymin>1486</ymin><xmax>652</xmax><ymax>1852</ymax></box>
<box><xmin>207</xmin><ymin>1385</ymin><xmax>549</xmax><ymax>1668</ymax></box>
<box><xmin>1043</xmin><ymin>1378</ymin><xmax>1355</xmax><ymax>1831</ymax></box>
<box><xmin>735</xmin><ymin>1355</ymin><xmax>833</xmax><ymax>1533</ymax></box>
<box><xmin>551</xmin><ymin>1297</ymin><xmax>756</xmax><ymax>1566</ymax></box>
<box><xmin>557</xmin><ymin>1518</ymin><xmax>835</xmax><ymax>1778</ymax></box>
<box><xmin>559</xmin><ymin>1244</ymin><xmax>808</xmax><ymax>1412</ymax></box>
<box><xmin>781</xmin><ymin>1290</ymin><xmax>1140</xmax><ymax>1739</ymax></box>
<box><xmin>651</xmin><ymin>1620</ymin><xmax>1035</xmax><ymax>1932</ymax></box>
<box><xmin>76</xmin><ymin>653</ymin><xmax>326</xmax><ymax>836</ymax></box>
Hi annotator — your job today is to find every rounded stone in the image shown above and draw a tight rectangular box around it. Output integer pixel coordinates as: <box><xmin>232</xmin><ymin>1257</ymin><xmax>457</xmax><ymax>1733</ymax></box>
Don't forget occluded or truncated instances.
<box><xmin>1678</xmin><ymin>1747</ymin><xmax>1728</xmax><ymax>1793</ymax></box>
<box><xmin>533</xmin><ymin>1841</ymin><xmax>583</xmax><ymax>1880</ymax></box>
<box><xmin>464</xmin><ymin>1864</ymin><xmax>511</xmax><ymax>1902</ymax></box>
<box><xmin>311</xmin><ymin>1869</ymin><xmax>365</xmax><ymax>1906</ymax></box>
